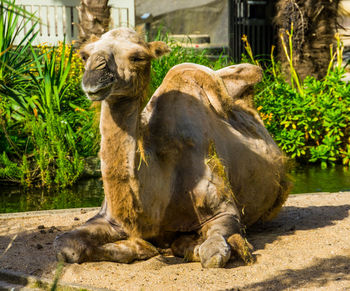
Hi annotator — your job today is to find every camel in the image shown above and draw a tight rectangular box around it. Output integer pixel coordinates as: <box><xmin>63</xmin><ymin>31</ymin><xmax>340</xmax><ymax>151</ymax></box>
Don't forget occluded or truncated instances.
<box><xmin>54</xmin><ymin>28</ymin><xmax>290</xmax><ymax>268</ymax></box>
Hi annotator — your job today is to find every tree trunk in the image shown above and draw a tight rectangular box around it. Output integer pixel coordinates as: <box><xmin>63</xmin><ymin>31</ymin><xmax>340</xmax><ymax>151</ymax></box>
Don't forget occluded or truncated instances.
<box><xmin>77</xmin><ymin>0</ymin><xmax>111</xmax><ymax>47</ymax></box>
<box><xmin>275</xmin><ymin>0</ymin><xmax>341</xmax><ymax>80</ymax></box>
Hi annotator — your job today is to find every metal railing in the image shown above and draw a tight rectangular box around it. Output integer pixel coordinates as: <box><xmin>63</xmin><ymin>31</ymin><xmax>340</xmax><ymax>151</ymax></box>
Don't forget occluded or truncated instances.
<box><xmin>14</xmin><ymin>0</ymin><xmax>135</xmax><ymax>45</ymax></box>
<box><xmin>229</xmin><ymin>0</ymin><xmax>274</xmax><ymax>62</ymax></box>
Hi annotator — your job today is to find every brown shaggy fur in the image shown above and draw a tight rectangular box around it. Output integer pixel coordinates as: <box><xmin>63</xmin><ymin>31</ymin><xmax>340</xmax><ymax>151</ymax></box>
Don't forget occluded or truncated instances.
<box><xmin>54</xmin><ymin>28</ymin><xmax>290</xmax><ymax>268</ymax></box>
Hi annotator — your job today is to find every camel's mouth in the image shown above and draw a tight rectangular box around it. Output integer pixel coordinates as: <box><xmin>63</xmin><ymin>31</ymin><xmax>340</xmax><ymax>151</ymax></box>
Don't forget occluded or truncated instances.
<box><xmin>85</xmin><ymin>84</ymin><xmax>112</xmax><ymax>101</ymax></box>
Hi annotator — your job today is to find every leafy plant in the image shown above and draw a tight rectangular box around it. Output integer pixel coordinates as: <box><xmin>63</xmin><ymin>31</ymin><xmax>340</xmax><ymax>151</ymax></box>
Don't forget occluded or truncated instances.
<box><xmin>253</xmin><ymin>33</ymin><xmax>350</xmax><ymax>168</ymax></box>
<box><xmin>0</xmin><ymin>0</ymin><xmax>99</xmax><ymax>188</ymax></box>
<box><xmin>0</xmin><ymin>152</ymin><xmax>21</xmax><ymax>181</ymax></box>
<box><xmin>16</xmin><ymin>42</ymin><xmax>96</xmax><ymax>187</ymax></box>
<box><xmin>29</xmin><ymin>42</ymin><xmax>73</xmax><ymax>116</ymax></box>
<box><xmin>0</xmin><ymin>0</ymin><xmax>39</xmax><ymax>158</ymax></box>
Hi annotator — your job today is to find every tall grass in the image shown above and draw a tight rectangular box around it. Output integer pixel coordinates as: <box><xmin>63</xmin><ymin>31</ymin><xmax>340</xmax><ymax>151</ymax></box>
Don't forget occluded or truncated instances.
<box><xmin>0</xmin><ymin>0</ymin><xmax>99</xmax><ymax>188</ymax></box>
<box><xmin>0</xmin><ymin>0</ymin><xmax>38</xmax><ymax>158</ymax></box>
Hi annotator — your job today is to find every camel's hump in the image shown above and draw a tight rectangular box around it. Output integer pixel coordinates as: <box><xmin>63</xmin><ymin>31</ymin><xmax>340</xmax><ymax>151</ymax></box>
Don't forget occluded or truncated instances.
<box><xmin>216</xmin><ymin>63</ymin><xmax>263</xmax><ymax>100</ymax></box>
<box><xmin>153</xmin><ymin>63</ymin><xmax>233</xmax><ymax>118</ymax></box>
<box><xmin>164</xmin><ymin>63</ymin><xmax>262</xmax><ymax>99</ymax></box>
<box><xmin>151</xmin><ymin>63</ymin><xmax>262</xmax><ymax>119</ymax></box>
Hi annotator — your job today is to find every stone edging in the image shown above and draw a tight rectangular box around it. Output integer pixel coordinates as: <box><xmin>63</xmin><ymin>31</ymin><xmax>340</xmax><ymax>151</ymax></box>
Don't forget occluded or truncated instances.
<box><xmin>0</xmin><ymin>207</ymin><xmax>100</xmax><ymax>219</ymax></box>
<box><xmin>1</xmin><ymin>192</ymin><xmax>349</xmax><ymax>219</ymax></box>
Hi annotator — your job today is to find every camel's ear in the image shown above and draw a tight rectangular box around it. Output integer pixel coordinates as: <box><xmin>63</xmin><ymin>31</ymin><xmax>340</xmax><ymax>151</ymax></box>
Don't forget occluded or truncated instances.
<box><xmin>79</xmin><ymin>35</ymin><xmax>99</xmax><ymax>62</ymax></box>
<box><xmin>216</xmin><ymin>64</ymin><xmax>263</xmax><ymax>99</ymax></box>
<box><xmin>89</xmin><ymin>34</ymin><xmax>100</xmax><ymax>42</ymax></box>
<box><xmin>148</xmin><ymin>41</ymin><xmax>171</xmax><ymax>58</ymax></box>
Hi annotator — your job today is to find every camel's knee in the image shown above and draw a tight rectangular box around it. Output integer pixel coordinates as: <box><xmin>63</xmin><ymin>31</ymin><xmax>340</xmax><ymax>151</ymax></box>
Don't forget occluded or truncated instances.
<box><xmin>82</xmin><ymin>214</ymin><xmax>128</xmax><ymax>242</ymax></box>
<box><xmin>201</xmin><ymin>213</ymin><xmax>241</xmax><ymax>238</ymax></box>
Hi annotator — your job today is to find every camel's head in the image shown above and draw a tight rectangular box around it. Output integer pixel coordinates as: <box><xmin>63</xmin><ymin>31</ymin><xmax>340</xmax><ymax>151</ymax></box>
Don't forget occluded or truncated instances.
<box><xmin>80</xmin><ymin>28</ymin><xmax>170</xmax><ymax>102</ymax></box>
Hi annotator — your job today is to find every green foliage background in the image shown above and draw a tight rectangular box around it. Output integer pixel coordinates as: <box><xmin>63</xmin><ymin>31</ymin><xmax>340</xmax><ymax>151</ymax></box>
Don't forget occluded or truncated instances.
<box><xmin>256</xmin><ymin>68</ymin><xmax>350</xmax><ymax>168</ymax></box>
<box><xmin>252</xmin><ymin>33</ymin><xmax>350</xmax><ymax>169</ymax></box>
<box><xmin>0</xmin><ymin>1</ymin><xmax>99</xmax><ymax>187</ymax></box>
<box><xmin>0</xmin><ymin>1</ymin><xmax>349</xmax><ymax>190</ymax></box>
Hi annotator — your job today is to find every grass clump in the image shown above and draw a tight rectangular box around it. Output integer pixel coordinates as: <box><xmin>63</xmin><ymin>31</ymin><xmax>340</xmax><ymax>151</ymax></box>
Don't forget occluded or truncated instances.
<box><xmin>205</xmin><ymin>140</ymin><xmax>239</xmax><ymax>204</ymax></box>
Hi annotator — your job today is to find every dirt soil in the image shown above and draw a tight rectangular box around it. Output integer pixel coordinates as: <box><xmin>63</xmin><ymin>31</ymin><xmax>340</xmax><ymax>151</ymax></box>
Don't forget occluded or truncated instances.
<box><xmin>1</xmin><ymin>192</ymin><xmax>350</xmax><ymax>291</ymax></box>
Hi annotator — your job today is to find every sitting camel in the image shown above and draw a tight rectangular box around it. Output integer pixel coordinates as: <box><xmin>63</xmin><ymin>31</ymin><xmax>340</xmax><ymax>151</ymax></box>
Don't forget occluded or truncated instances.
<box><xmin>55</xmin><ymin>28</ymin><xmax>290</xmax><ymax>268</ymax></box>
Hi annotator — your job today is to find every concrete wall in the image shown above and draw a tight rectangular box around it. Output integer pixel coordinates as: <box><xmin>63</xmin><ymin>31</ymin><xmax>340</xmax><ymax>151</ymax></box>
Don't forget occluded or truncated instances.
<box><xmin>339</xmin><ymin>0</ymin><xmax>350</xmax><ymax>47</ymax></box>
<box><xmin>135</xmin><ymin>0</ymin><xmax>229</xmax><ymax>45</ymax></box>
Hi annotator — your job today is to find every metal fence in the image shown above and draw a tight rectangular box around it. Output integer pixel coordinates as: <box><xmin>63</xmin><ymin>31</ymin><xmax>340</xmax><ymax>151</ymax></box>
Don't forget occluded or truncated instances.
<box><xmin>14</xmin><ymin>0</ymin><xmax>135</xmax><ymax>45</ymax></box>
<box><xmin>229</xmin><ymin>0</ymin><xmax>274</xmax><ymax>62</ymax></box>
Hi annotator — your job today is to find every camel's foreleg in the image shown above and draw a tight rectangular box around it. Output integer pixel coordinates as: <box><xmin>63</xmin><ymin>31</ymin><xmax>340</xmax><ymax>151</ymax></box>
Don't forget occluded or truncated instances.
<box><xmin>197</xmin><ymin>214</ymin><xmax>253</xmax><ymax>268</ymax></box>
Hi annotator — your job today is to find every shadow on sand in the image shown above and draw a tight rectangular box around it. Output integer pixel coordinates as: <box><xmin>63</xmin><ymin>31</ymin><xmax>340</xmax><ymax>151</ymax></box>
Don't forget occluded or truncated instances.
<box><xmin>247</xmin><ymin>204</ymin><xmax>350</xmax><ymax>251</ymax></box>
<box><xmin>0</xmin><ymin>224</ymin><xmax>64</xmax><ymax>278</ymax></box>
<box><xmin>225</xmin><ymin>255</ymin><xmax>350</xmax><ymax>291</ymax></box>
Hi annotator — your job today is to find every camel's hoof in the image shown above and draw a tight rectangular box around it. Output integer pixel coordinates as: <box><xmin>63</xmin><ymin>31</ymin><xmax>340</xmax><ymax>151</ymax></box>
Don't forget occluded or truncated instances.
<box><xmin>133</xmin><ymin>238</ymin><xmax>159</xmax><ymax>259</ymax></box>
<box><xmin>197</xmin><ymin>234</ymin><xmax>231</xmax><ymax>268</ymax></box>
<box><xmin>54</xmin><ymin>232</ymin><xmax>89</xmax><ymax>264</ymax></box>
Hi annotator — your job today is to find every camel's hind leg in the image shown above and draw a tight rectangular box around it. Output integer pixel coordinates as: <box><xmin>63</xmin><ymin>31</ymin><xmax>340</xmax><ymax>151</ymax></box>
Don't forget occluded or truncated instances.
<box><xmin>227</xmin><ymin>233</ymin><xmax>254</xmax><ymax>264</ymax></box>
<box><xmin>197</xmin><ymin>214</ymin><xmax>254</xmax><ymax>268</ymax></box>
<box><xmin>54</xmin><ymin>199</ymin><xmax>159</xmax><ymax>264</ymax></box>
<box><xmin>91</xmin><ymin>238</ymin><xmax>159</xmax><ymax>263</ymax></box>
<box><xmin>55</xmin><ymin>212</ymin><xmax>128</xmax><ymax>263</ymax></box>
<box><xmin>171</xmin><ymin>234</ymin><xmax>203</xmax><ymax>262</ymax></box>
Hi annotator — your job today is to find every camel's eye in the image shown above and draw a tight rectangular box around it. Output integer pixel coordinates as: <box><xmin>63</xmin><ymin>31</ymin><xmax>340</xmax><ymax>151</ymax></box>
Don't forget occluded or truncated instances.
<box><xmin>80</xmin><ymin>52</ymin><xmax>89</xmax><ymax>62</ymax></box>
<box><xmin>130</xmin><ymin>55</ymin><xmax>146</xmax><ymax>62</ymax></box>
<box><xmin>94</xmin><ymin>61</ymin><xmax>106</xmax><ymax>70</ymax></box>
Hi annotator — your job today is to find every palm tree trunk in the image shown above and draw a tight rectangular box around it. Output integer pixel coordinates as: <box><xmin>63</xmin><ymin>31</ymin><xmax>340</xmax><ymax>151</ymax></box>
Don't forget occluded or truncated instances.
<box><xmin>77</xmin><ymin>0</ymin><xmax>111</xmax><ymax>47</ymax></box>
<box><xmin>275</xmin><ymin>0</ymin><xmax>340</xmax><ymax>80</ymax></box>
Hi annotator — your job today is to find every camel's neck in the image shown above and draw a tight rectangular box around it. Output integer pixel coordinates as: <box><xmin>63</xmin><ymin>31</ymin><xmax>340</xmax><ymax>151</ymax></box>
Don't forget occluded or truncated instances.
<box><xmin>99</xmin><ymin>98</ymin><xmax>142</xmax><ymax>231</ymax></box>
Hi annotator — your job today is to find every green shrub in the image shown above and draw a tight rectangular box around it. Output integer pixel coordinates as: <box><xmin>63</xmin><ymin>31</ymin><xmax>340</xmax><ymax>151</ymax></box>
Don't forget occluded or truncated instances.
<box><xmin>0</xmin><ymin>152</ymin><xmax>21</xmax><ymax>181</ymax></box>
<box><xmin>253</xmin><ymin>33</ymin><xmax>350</xmax><ymax>168</ymax></box>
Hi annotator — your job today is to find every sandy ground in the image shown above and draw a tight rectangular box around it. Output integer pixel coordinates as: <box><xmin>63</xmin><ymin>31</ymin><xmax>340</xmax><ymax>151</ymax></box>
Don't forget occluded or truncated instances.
<box><xmin>1</xmin><ymin>192</ymin><xmax>350</xmax><ymax>290</ymax></box>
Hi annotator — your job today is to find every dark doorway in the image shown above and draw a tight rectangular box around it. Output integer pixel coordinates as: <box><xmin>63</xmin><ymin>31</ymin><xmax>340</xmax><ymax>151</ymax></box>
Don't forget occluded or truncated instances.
<box><xmin>229</xmin><ymin>0</ymin><xmax>274</xmax><ymax>62</ymax></box>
